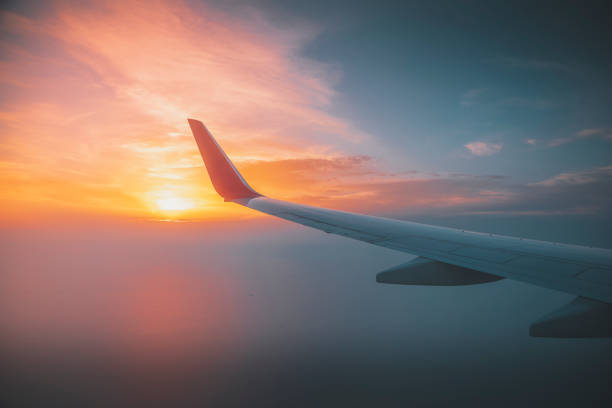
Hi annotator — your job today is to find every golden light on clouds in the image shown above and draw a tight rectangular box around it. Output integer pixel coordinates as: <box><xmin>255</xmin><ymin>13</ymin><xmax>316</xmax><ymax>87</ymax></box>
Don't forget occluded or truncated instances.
<box><xmin>0</xmin><ymin>0</ymin><xmax>368</xmax><ymax>220</ymax></box>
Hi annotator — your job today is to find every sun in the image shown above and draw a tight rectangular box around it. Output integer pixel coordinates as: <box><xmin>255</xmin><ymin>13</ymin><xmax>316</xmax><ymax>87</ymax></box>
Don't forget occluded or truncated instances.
<box><xmin>155</xmin><ymin>196</ymin><xmax>195</xmax><ymax>212</ymax></box>
<box><xmin>145</xmin><ymin>188</ymin><xmax>218</xmax><ymax>219</ymax></box>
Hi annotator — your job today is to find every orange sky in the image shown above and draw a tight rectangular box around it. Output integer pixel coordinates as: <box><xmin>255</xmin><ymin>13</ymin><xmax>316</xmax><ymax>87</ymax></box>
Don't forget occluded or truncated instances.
<box><xmin>0</xmin><ymin>0</ymin><xmax>371</xmax><ymax>220</ymax></box>
<box><xmin>0</xmin><ymin>0</ymin><xmax>511</xmax><ymax>222</ymax></box>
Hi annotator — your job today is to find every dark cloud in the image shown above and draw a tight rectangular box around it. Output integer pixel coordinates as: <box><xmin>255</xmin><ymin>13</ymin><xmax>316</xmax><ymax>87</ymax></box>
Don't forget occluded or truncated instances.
<box><xmin>392</xmin><ymin>166</ymin><xmax>612</xmax><ymax>217</ymax></box>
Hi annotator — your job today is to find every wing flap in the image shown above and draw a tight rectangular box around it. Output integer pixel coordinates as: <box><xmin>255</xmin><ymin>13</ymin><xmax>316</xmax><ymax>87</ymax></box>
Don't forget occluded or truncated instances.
<box><xmin>376</xmin><ymin>257</ymin><xmax>504</xmax><ymax>286</ymax></box>
<box><xmin>530</xmin><ymin>296</ymin><xmax>612</xmax><ymax>338</ymax></box>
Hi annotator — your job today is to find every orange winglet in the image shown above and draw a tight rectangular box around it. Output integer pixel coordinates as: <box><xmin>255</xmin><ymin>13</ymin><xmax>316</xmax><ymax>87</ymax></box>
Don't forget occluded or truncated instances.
<box><xmin>188</xmin><ymin>119</ymin><xmax>261</xmax><ymax>201</ymax></box>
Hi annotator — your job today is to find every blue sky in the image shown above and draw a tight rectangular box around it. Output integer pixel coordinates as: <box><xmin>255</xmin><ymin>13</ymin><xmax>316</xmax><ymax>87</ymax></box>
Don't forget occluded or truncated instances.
<box><xmin>245</xmin><ymin>0</ymin><xmax>612</xmax><ymax>180</ymax></box>
<box><xmin>213</xmin><ymin>0</ymin><xmax>612</xmax><ymax>225</ymax></box>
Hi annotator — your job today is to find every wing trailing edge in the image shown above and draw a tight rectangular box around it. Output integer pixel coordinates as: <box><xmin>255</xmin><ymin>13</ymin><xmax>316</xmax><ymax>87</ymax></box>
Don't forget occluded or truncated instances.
<box><xmin>530</xmin><ymin>296</ymin><xmax>612</xmax><ymax>338</ymax></box>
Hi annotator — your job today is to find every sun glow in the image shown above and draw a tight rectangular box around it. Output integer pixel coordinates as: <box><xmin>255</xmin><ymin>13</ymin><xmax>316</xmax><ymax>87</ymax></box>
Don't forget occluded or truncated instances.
<box><xmin>155</xmin><ymin>196</ymin><xmax>195</xmax><ymax>212</ymax></box>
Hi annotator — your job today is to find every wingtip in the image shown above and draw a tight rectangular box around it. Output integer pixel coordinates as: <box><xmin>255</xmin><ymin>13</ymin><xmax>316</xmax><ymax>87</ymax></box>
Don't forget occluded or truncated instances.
<box><xmin>187</xmin><ymin>118</ymin><xmax>261</xmax><ymax>201</ymax></box>
<box><xmin>187</xmin><ymin>118</ymin><xmax>205</xmax><ymax>131</ymax></box>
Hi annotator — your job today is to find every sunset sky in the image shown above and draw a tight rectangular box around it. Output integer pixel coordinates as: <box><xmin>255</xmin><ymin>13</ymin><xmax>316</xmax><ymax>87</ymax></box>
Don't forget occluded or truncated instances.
<box><xmin>2</xmin><ymin>1</ymin><xmax>612</xmax><ymax>406</ymax></box>
<box><xmin>2</xmin><ymin>0</ymin><xmax>611</xmax><ymax>222</ymax></box>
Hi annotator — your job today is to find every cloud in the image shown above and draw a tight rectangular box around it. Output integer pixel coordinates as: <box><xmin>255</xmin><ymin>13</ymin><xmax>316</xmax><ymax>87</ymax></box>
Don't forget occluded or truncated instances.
<box><xmin>547</xmin><ymin>128</ymin><xmax>612</xmax><ymax>147</ymax></box>
<box><xmin>233</xmin><ymin>155</ymin><xmax>612</xmax><ymax>219</ymax></box>
<box><xmin>464</xmin><ymin>141</ymin><xmax>503</xmax><ymax>156</ymax></box>
<box><xmin>521</xmin><ymin>129</ymin><xmax>612</xmax><ymax>148</ymax></box>
<box><xmin>577</xmin><ymin>128</ymin><xmax>604</xmax><ymax>137</ymax></box>
<box><xmin>532</xmin><ymin>166</ymin><xmax>612</xmax><ymax>187</ymax></box>
<box><xmin>237</xmin><ymin>155</ymin><xmax>378</xmax><ymax>200</ymax></box>
<box><xmin>461</xmin><ymin>166</ymin><xmax>612</xmax><ymax>217</ymax></box>
<box><xmin>379</xmin><ymin>166</ymin><xmax>612</xmax><ymax>217</ymax></box>
<box><xmin>327</xmin><ymin>165</ymin><xmax>612</xmax><ymax>218</ymax></box>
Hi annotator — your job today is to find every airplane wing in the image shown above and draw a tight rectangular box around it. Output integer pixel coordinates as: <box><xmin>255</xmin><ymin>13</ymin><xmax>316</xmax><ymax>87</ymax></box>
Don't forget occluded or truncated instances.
<box><xmin>188</xmin><ymin>119</ymin><xmax>612</xmax><ymax>338</ymax></box>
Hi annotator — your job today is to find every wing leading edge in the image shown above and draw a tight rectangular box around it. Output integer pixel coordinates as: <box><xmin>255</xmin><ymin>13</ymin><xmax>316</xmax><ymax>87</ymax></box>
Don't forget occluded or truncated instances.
<box><xmin>188</xmin><ymin>119</ymin><xmax>612</xmax><ymax>337</ymax></box>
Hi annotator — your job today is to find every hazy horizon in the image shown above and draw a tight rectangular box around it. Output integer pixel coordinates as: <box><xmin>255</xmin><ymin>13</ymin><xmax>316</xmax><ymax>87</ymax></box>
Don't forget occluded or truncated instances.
<box><xmin>3</xmin><ymin>214</ymin><xmax>612</xmax><ymax>406</ymax></box>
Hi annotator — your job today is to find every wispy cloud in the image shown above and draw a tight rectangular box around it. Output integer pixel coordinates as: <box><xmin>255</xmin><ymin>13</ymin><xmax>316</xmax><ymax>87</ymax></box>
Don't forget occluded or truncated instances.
<box><xmin>0</xmin><ymin>0</ymin><xmax>368</xmax><ymax>219</ymax></box>
<box><xmin>385</xmin><ymin>166</ymin><xmax>612</xmax><ymax>217</ymax></box>
<box><xmin>237</xmin><ymin>155</ymin><xmax>612</xmax><ymax>218</ymax></box>
<box><xmin>577</xmin><ymin>128</ymin><xmax>606</xmax><ymax>137</ymax></box>
<box><xmin>548</xmin><ymin>128</ymin><xmax>612</xmax><ymax>147</ymax></box>
<box><xmin>532</xmin><ymin>165</ymin><xmax>612</xmax><ymax>187</ymax></box>
<box><xmin>308</xmin><ymin>163</ymin><xmax>612</xmax><ymax>218</ymax></box>
<box><xmin>523</xmin><ymin>128</ymin><xmax>612</xmax><ymax>148</ymax></box>
<box><xmin>464</xmin><ymin>141</ymin><xmax>503</xmax><ymax>156</ymax></box>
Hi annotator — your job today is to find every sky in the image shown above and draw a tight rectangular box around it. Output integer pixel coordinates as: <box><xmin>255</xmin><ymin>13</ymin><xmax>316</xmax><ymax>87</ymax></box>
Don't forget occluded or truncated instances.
<box><xmin>1</xmin><ymin>0</ymin><xmax>612</xmax><ymax>406</ymax></box>
<box><xmin>1</xmin><ymin>0</ymin><xmax>611</xmax><ymax>222</ymax></box>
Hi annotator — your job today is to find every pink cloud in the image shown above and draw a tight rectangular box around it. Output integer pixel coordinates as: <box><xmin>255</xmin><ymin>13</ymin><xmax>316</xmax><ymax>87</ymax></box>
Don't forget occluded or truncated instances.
<box><xmin>464</xmin><ymin>141</ymin><xmax>503</xmax><ymax>156</ymax></box>
<box><xmin>532</xmin><ymin>165</ymin><xmax>612</xmax><ymax>187</ymax></box>
<box><xmin>548</xmin><ymin>128</ymin><xmax>612</xmax><ymax>147</ymax></box>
